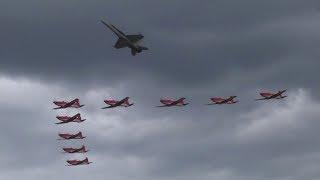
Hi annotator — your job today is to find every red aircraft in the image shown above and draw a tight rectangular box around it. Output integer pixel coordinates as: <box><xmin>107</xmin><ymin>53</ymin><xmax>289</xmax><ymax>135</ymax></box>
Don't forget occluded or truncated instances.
<box><xmin>63</xmin><ymin>145</ymin><xmax>88</xmax><ymax>153</ymax></box>
<box><xmin>66</xmin><ymin>157</ymin><xmax>92</xmax><ymax>166</ymax></box>
<box><xmin>53</xmin><ymin>98</ymin><xmax>84</xmax><ymax>110</ymax></box>
<box><xmin>58</xmin><ymin>132</ymin><xmax>86</xmax><ymax>140</ymax></box>
<box><xmin>102</xmin><ymin>97</ymin><xmax>133</xmax><ymax>109</ymax></box>
<box><xmin>207</xmin><ymin>96</ymin><xmax>238</xmax><ymax>105</ymax></box>
<box><xmin>157</xmin><ymin>97</ymin><xmax>188</xmax><ymax>107</ymax></box>
<box><xmin>55</xmin><ymin>113</ymin><xmax>86</xmax><ymax>124</ymax></box>
<box><xmin>255</xmin><ymin>90</ymin><xmax>287</xmax><ymax>101</ymax></box>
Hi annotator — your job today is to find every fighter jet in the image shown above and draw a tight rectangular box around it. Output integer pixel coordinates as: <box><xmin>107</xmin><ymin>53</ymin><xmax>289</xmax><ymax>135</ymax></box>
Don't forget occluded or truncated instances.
<box><xmin>62</xmin><ymin>145</ymin><xmax>88</xmax><ymax>153</ymax></box>
<box><xmin>55</xmin><ymin>113</ymin><xmax>86</xmax><ymax>124</ymax></box>
<box><xmin>101</xmin><ymin>97</ymin><xmax>133</xmax><ymax>109</ymax></box>
<box><xmin>255</xmin><ymin>89</ymin><xmax>287</xmax><ymax>101</ymax></box>
<box><xmin>207</xmin><ymin>96</ymin><xmax>238</xmax><ymax>105</ymax></box>
<box><xmin>101</xmin><ymin>20</ymin><xmax>148</xmax><ymax>56</ymax></box>
<box><xmin>66</xmin><ymin>157</ymin><xmax>92</xmax><ymax>166</ymax></box>
<box><xmin>53</xmin><ymin>98</ymin><xmax>84</xmax><ymax>110</ymax></box>
<box><xmin>157</xmin><ymin>97</ymin><xmax>189</xmax><ymax>107</ymax></box>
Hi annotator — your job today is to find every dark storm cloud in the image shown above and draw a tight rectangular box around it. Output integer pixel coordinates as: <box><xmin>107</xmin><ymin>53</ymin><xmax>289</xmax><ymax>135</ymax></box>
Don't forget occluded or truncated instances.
<box><xmin>1</xmin><ymin>0</ymin><xmax>319</xmax><ymax>89</ymax></box>
<box><xmin>1</xmin><ymin>1</ymin><xmax>320</xmax><ymax>180</ymax></box>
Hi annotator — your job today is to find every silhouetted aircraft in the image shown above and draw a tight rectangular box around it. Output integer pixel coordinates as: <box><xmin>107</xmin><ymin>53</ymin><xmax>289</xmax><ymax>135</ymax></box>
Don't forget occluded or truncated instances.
<box><xmin>101</xmin><ymin>20</ymin><xmax>148</xmax><ymax>56</ymax></box>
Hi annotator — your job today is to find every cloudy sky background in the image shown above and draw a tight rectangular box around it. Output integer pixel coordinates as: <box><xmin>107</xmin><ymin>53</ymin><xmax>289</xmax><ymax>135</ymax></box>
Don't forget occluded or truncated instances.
<box><xmin>1</xmin><ymin>0</ymin><xmax>320</xmax><ymax>179</ymax></box>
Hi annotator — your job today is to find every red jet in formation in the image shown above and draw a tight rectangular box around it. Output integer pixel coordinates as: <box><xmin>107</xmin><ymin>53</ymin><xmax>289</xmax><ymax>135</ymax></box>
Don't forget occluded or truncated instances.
<box><xmin>58</xmin><ymin>132</ymin><xmax>86</xmax><ymax>140</ymax></box>
<box><xmin>157</xmin><ymin>97</ymin><xmax>188</xmax><ymax>107</ymax></box>
<box><xmin>63</xmin><ymin>145</ymin><xmax>88</xmax><ymax>153</ymax></box>
<box><xmin>207</xmin><ymin>96</ymin><xmax>238</xmax><ymax>105</ymax></box>
<box><xmin>55</xmin><ymin>113</ymin><xmax>86</xmax><ymax>124</ymax></box>
<box><xmin>66</xmin><ymin>157</ymin><xmax>92</xmax><ymax>166</ymax></box>
<box><xmin>53</xmin><ymin>98</ymin><xmax>84</xmax><ymax>110</ymax></box>
<box><xmin>255</xmin><ymin>90</ymin><xmax>287</xmax><ymax>101</ymax></box>
<box><xmin>102</xmin><ymin>97</ymin><xmax>134</xmax><ymax>109</ymax></box>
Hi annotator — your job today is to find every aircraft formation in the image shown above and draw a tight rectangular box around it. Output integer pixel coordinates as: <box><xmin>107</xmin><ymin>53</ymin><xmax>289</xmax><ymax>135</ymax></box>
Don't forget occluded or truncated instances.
<box><xmin>51</xmin><ymin>21</ymin><xmax>288</xmax><ymax>166</ymax></box>
<box><xmin>53</xmin><ymin>90</ymin><xmax>286</xmax><ymax>166</ymax></box>
<box><xmin>101</xmin><ymin>90</ymin><xmax>284</xmax><ymax>107</ymax></box>
<box><xmin>53</xmin><ymin>99</ymin><xmax>92</xmax><ymax>166</ymax></box>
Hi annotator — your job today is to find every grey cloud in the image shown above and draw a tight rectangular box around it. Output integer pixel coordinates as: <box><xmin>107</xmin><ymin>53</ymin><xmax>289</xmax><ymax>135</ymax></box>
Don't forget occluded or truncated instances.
<box><xmin>1</xmin><ymin>1</ymin><xmax>320</xmax><ymax>180</ymax></box>
<box><xmin>0</xmin><ymin>0</ymin><xmax>319</xmax><ymax>89</ymax></box>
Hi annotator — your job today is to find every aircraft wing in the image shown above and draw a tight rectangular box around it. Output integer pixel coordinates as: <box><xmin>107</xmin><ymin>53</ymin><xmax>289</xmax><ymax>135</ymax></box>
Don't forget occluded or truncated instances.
<box><xmin>255</xmin><ymin>98</ymin><xmax>267</xmax><ymax>101</ymax></box>
<box><xmin>101</xmin><ymin>20</ymin><xmax>126</xmax><ymax>38</ymax></box>
<box><xmin>156</xmin><ymin>105</ymin><xmax>169</xmax><ymax>107</ymax></box>
<box><xmin>269</xmin><ymin>91</ymin><xmax>286</xmax><ymax>99</ymax></box>
<box><xmin>56</xmin><ymin>121</ymin><xmax>68</xmax><ymax>124</ymax></box>
<box><xmin>63</xmin><ymin>100</ymin><xmax>76</xmax><ymax>108</ymax></box>
<box><xmin>114</xmin><ymin>38</ymin><xmax>128</xmax><ymax>49</ymax></box>
<box><xmin>110</xmin><ymin>24</ymin><xmax>126</xmax><ymax>36</ymax></box>
<box><xmin>55</xmin><ymin>119</ymin><xmax>84</xmax><ymax>124</ymax></box>
<box><xmin>126</xmin><ymin>35</ymin><xmax>143</xmax><ymax>43</ymax></box>
<box><xmin>101</xmin><ymin>106</ymin><xmax>114</xmax><ymax>109</ymax></box>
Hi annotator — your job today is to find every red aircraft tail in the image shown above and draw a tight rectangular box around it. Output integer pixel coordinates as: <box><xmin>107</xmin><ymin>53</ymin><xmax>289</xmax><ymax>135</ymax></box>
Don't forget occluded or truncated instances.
<box><xmin>74</xmin><ymin>113</ymin><xmax>81</xmax><ymax>119</ymax></box>
<box><xmin>177</xmin><ymin>97</ymin><xmax>188</xmax><ymax>105</ymax></box>
<box><xmin>77</xmin><ymin>132</ymin><xmax>84</xmax><ymax>138</ymax></box>
<box><xmin>83</xmin><ymin>157</ymin><xmax>89</xmax><ymax>163</ymax></box>
<box><xmin>124</xmin><ymin>97</ymin><xmax>134</xmax><ymax>106</ymax></box>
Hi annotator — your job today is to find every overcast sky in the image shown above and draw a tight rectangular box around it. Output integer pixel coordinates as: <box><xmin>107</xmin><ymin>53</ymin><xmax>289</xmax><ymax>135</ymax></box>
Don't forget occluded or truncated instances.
<box><xmin>1</xmin><ymin>0</ymin><xmax>320</xmax><ymax>180</ymax></box>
